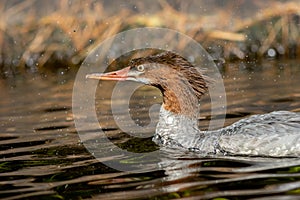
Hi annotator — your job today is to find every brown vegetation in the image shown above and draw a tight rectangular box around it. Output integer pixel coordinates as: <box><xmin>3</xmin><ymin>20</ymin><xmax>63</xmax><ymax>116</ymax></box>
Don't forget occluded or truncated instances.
<box><xmin>1</xmin><ymin>0</ymin><xmax>300</xmax><ymax>70</ymax></box>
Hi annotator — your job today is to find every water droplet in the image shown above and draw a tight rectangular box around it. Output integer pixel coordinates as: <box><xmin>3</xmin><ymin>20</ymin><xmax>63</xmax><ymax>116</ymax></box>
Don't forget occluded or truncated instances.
<box><xmin>277</xmin><ymin>45</ymin><xmax>285</xmax><ymax>55</ymax></box>
<box><xmin>267</xmin><ymin>48</ymin><xmax>276</xmax><ymax>57</ymax></box>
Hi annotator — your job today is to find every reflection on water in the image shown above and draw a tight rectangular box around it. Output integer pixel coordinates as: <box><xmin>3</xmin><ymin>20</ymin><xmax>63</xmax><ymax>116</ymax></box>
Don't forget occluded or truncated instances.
<box><xmin>1</xmin><ymin>60</ymin><xmax>300</xmax><ymax>199</ymax></box>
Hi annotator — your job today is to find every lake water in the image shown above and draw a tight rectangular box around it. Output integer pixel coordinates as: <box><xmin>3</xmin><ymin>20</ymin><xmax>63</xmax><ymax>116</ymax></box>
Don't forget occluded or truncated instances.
<box><xmin>1</xmin><ymin>59</ymin><xmax>300</xmax><ymax>199</ymax></box>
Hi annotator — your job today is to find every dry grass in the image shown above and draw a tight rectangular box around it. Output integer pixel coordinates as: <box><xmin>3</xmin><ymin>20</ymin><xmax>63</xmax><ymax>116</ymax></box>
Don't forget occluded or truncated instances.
<box><xmin>1</xmin><ymin>0</ymin><xmax>300</xmax><ymax>70</ymax></box>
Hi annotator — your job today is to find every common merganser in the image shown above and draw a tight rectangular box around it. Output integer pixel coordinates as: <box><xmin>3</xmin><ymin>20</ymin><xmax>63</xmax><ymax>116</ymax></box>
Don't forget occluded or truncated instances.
<box><xmin>86</xmin><ymin>51</ymin><xmax>300</xmax><ymax>157</ymax></box>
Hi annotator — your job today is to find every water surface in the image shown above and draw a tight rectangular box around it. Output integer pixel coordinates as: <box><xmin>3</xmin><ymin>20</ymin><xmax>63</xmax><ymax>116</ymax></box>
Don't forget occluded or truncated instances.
<box><xmin>1</xmin><ymin>59</ymin><xmax>300</xmax><ymax>199</ymax></box>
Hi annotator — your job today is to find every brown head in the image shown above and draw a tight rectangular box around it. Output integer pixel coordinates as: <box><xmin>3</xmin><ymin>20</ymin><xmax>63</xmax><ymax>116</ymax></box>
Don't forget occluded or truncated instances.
<box><xmin>86</xmin><ymin>51</ymin><xmax>209</xmax><ymax>118</ymax></box>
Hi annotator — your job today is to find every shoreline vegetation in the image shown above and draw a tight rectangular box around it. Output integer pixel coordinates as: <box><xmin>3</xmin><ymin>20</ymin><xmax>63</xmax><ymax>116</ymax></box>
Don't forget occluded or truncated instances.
<box><xmin>1</xmin><ymin>0</ymin><xmax>300</xmax><ymax>75</ymax></box>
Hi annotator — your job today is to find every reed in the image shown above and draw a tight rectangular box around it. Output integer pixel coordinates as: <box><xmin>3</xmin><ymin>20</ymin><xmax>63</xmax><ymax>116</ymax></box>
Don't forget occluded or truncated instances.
<box><xmin>1</xmin><ymin>0</ymin><xmax>300</xmax><ymax>71</ymax></box>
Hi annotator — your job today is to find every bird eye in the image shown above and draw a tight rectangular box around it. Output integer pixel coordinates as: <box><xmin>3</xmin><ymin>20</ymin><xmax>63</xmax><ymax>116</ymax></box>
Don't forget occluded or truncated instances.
<box><xmin>136</xmin><ymin>65</ymin><xmax>145</xmax><ymax>72</ymax></box>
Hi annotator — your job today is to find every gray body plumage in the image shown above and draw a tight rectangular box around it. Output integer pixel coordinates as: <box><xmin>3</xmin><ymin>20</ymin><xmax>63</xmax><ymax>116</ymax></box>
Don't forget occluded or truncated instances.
<box><xmin>153</xmin><ymin>107</ymin><xmax>300</xmax><ymax>157</ymax></box>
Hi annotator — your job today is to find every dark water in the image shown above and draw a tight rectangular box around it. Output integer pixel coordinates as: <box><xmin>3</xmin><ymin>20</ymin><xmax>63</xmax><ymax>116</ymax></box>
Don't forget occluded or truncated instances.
<box><xmin>1</xmin><ymin>59</ymin><xmax>300</xmax><ymax>200</ymax></box>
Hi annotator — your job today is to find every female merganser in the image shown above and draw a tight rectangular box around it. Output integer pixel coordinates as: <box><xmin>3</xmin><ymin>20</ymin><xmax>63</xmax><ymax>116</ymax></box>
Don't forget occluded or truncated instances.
<box><xmin>86</xmin><ymin>51</ymin><xmax>300</xmax><ymax>157</ymax></box>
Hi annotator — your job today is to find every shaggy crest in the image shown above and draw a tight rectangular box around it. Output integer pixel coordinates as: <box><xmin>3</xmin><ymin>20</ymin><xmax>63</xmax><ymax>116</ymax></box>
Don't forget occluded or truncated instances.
<box><xmin>129</xmin><ymin>51</ymin><xmax>209</xmax><ymax>100</ymax></box>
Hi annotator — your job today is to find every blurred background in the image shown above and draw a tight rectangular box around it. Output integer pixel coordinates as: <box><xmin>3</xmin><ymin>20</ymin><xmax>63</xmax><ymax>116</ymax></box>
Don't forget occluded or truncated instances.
<box><xmin>1</xmin><ymin>0</ymin><xmax>300</xmax><ymax>76</ymax></box>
